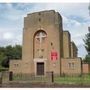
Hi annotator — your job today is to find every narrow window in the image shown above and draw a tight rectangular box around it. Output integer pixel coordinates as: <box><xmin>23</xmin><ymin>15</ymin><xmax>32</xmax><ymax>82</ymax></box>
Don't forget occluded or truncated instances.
<box><xmin>68</xmin><ymin>62</ymin><xmax>75</xmax><ymax>69</ymax></box>
<box><xmin>72</xmin><ymin>63</ymin><xmax>75</xmax><ymax>69</ymax></box>
<box><xmin>69</xmin><ymin>63</ymin><xmax>71</xmax><ymax>68</ymax></box>
<box><xmin>39</xmin><ymin>18</ymin><xmax>41</xmax><ymax>22</ymax></box>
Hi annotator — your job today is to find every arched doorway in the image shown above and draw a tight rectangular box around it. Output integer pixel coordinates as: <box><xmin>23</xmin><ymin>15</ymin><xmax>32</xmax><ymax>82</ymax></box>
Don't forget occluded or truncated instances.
<box><xmin>33</xmin><ymin>30</ymin><xmax>47</xmax><ymax>75</ymax></box>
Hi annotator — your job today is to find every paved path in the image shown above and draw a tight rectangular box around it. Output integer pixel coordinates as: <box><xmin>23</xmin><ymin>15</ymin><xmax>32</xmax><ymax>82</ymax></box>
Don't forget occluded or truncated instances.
<box><xmin>1</xmin><ymin>83</ymin><xmax>90</xmax><ymax>88</ymax></box>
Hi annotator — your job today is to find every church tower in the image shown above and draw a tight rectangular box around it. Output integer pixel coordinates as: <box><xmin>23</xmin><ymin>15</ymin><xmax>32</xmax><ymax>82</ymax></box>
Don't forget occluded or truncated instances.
<box><xmin>21</xmin><ymin>10</ymin><xmax>63</xmax><ymax>75</ymax></box>
<box><xmin>9</xmin><ymin>10</ymin><xmax>81</xmax><ymax>76</ymax></box>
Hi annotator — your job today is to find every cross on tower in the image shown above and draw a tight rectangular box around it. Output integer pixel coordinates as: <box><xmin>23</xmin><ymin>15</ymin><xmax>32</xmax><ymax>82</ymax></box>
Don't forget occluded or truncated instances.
<box><xmin>36</xmin><ymin>32</ymin><xmax>46</xmax><ymax>44</ymax></box>
<box><xmin>36</xmin><ymin>31</ymin><xmax>46</xmax><ymax>58</ymax></box>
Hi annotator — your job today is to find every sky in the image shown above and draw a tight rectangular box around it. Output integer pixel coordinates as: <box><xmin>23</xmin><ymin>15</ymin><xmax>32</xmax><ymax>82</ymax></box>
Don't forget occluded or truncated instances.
<box><xmin>0</xmin><ymin>3</ymin><xmax>90</xmax><ymax>58</ymax></box>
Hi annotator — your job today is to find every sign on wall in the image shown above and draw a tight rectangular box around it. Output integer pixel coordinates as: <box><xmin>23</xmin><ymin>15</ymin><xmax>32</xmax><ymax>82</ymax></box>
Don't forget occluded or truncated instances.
<box><xmin>51</xmin><ymin>51</ymin><xmax>58</xmax><ymax>61</ymax></box>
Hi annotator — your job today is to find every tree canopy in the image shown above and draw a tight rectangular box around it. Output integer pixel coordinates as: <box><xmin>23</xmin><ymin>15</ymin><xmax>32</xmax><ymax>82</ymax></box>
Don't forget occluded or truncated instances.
<box><xmin>0</xmin><ymin>45</ymin><xmax>22</xmax><ymax>68</ymax></box>
<box><xmin>84</xmin><ymin>27</ymin><xmax>90</xmax><ymax>63</ymax></box>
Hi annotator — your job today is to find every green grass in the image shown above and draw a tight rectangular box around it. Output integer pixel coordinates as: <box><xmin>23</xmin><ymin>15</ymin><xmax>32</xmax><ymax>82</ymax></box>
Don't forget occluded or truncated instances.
<box><xmin>13</xmin><ymin>75</ymin><xmax>51</xmax><ymax>83</ymax></box>
<box><xmin>54</xmin><ymin>75</ymin><xmax>90</xmax><ymax>85</ymax></box>
<box><xmin>12</xmin><ymin>74</ymin><xmax>90</xmax><ymax>85</ymax></box>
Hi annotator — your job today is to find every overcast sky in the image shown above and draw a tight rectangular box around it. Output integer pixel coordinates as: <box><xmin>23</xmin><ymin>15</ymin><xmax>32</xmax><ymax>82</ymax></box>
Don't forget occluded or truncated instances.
<box><xmin>0</xmin><ymin>3</ymin><xmax>90</xmax><ymax>58</ymax></box>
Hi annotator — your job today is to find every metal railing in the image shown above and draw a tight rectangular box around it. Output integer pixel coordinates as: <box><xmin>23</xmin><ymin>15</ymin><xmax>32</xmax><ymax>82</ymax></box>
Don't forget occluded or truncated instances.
<box><xmin>1</xmin><ymin>71</ymin><xmax>90</xmax><ymax>85</ymax></box>
<box><xmin>12</xmin><ymin>72</ymin><xmax>53</xmax><ymax>83</ymax></box>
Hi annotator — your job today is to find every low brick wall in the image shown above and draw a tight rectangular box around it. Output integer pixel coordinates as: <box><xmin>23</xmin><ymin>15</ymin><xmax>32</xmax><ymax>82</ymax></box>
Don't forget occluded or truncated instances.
<box><xmin>82</xmin><ymin>63</ymin><xmax>90</xmax><ymax>74</ymax></box>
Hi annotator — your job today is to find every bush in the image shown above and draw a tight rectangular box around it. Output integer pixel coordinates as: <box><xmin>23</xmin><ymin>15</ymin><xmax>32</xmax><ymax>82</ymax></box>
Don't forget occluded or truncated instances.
<box><xmin>0</xmin><ymin>67</ymin><xmax>8</xmax><ymax>72</ymax></box>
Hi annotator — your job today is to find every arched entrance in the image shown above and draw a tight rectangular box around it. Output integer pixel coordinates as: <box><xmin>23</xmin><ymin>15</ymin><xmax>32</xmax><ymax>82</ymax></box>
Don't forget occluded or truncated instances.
<box><xmin>33</xmin><ymin>30</ymin><xmax>47</xmax><ymax>75</ymax></box>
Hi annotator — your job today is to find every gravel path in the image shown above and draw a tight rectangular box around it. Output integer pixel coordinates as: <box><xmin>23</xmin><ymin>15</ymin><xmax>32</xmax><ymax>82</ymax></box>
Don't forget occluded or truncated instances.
<box><xmin>1</xmin><ymin>82</ymin><xmax>90</xmax><ymax>88</ymax></box>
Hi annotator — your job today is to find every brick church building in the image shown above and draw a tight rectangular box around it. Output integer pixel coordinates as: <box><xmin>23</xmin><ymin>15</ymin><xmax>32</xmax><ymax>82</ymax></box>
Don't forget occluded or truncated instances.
<box><xmin>9</xmin><ymin>10</ymin><xmax>83</xmax><ymax>76</ymax></box>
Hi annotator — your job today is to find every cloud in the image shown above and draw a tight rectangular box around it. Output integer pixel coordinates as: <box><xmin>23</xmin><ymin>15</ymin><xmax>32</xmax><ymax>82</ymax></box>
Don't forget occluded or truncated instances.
<box><xmin>77</xmin><ymin>44</ymin><xmax>88</xmax><ymax>58</ymax></box>
<box><xmin>62</xmin><ymin>15</ymin><xmax>81</xmax><ymax>29</ymax></box>
<box><xmin>3</xmin><ymin>32</ymin><xmax>14</xmax><ymax>40</ymax></box>
<box><xmin>0</xmin><ymin>3</ymin><xmax>89</xmax><ymax>58</ymax></box>
<box><xmin>0</xmin><ymin>27</ymin><xmax>22</xmax><ymax>46</ymax></box>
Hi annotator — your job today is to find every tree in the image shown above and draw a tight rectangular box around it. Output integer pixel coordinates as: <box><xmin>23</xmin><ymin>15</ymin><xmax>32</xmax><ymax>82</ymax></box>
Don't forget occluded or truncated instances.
<box><xmin>5</xmin><ymin>45</ymin><xmax>13</xmax><ymax>59</ymax></box>
<box><xmin>84</xmin><ymin>27</ymin><xmax>90</xmax><ymax>63</ymax></box>
<box><xmin>0</xmin><ymin>53</ymin><xmax>6</xmax><ymax>68</ymax></box>
<box><xmin>0</xmin><ymin>45</ymin><xmax>22</xmax><ymax>68</ymax></box>
<box><xmin>12</xmin><ymin>45</ymin><xmax>22</xmax><ymax>59</ymax></box>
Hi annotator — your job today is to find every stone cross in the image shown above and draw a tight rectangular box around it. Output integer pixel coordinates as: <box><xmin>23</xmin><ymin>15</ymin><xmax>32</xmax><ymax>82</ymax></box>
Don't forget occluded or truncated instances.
<box><xmin>36</xmin><ymin>32</ymin><xmax>46</xmax><ymax>58</ymax></box>
<box><xmin>36</xmin><ymin>32</ymin><xmax>46</xmax><ymax>44</ymax></box>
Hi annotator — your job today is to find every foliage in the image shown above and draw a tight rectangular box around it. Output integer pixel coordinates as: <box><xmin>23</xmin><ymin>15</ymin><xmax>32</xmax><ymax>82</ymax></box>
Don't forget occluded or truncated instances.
<box><xmin>84</xmin><ymin>28</ymin><xmax>90</xmax><ymax>63</ymax></box>
<box><xmin>84</xmin><ymin>32</ymin><xmax>90</xmax><ymax>54</ymax></box>
<box><xmin>83</xmin><ymin>55</ymin><xmax>90</xmax><ymax>64</ymax></box>
<box><xmin>0</xmin><ymin>45</ymin><xmax>22</xmax><ymax>69</ymax></box>
<box><xmin>54</xmin><ymin>74</ymin><xmax>90</xmax><ymax>85</ymax></box>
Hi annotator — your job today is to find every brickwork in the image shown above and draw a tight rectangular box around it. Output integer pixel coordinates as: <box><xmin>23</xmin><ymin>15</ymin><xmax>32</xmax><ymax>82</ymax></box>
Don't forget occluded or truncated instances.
<box><xmin>9</xmin><ymin>10</ymin><xmax>82</xmax><ymax>76</ymax></box>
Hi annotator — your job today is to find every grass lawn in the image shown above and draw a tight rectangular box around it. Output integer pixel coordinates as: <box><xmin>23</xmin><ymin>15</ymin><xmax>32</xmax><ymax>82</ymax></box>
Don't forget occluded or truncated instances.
<box><xmin>54</xmin><ymin>75</ymin><xmax>90</xmax><ymax>85</ymax></box>
<box><xmin>12</xmin><ymin>74</ymin><xmax>90</xmax><ymax>85</ymax></box>
<box><xmin>13</xmin><ymin>74</ymin><xmax>51</xmax><ymax>83</ymax></box>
